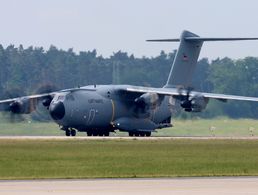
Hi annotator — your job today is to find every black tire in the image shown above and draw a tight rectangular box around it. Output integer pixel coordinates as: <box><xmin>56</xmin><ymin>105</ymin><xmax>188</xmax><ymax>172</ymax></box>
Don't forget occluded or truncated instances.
<box><xmin>129</xmin><ymin>132</ymin><xmax>134</xmax><ymax>137</ymax></box>
<box><xmin>93</xmin><ymin>131</ymin><xmax>98</xmax><ymax>136</ymax></box>
<box><xmin>104</xmin><ymin>131</ymin><xmax>110</xmax><ymax>136</ymax></box>
<box><xmin>134</xmin><ymin>132</ymin><xmax>140</xmax><ymax>137</ymax></box>
<box><xmin>65</xmin><ymin>130</ymin><xmax>71</xmax><ymax>136</ymax></box>
<box><xmin>145</xmin><ymin>132</ymin><xmax>151</xmax><ymax>137</ymax></box>
<box><xmin>71</xmin><ymin>129</ymin><xmax>76</xmax><ymax>137</ymax></box>
<box><xmin>139</xmin><ymin>132</ymin><xmax>145</xmax><ymax>137</ymax></box>
<box><xmin>87</xmin><ymin>131</ymin><xmax>93</xmax><ymax>136</ymax></box>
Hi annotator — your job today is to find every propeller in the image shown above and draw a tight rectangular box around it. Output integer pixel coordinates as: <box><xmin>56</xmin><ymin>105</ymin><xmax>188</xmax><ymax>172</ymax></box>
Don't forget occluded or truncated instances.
<box><xmin>177</xmin><ymin>86</ymin><xmax>194</xmax><ymax>112</ymax></box>
<box><xmin>35</xmin><ymin>83</ymin><xmax>58</xmax><ymax>94</ymax></box>
<box><xmin>31</xmin><ymin>83</ymin><xmax>58</xmax><ymax>121</ymax></box>
<box><xmin>134</xmin><ymin>96</ymin><xmax>147</xmax><ymax>115</ymax></box>
<box><xmin>37</xmin><ymin>83</ymin><xmax>58</xmax><ymax>109</ymax></box>
<box><xmin>1</xmin><ymin>88</ymin><xmax>26</xmax><ymax>122</ymax></box>
<box><xmin>1</xmin><ymin>84</ymin><xmax>58</xmax><ymax>122</ymax></box>
<box><xmin>134</xmin><ymin>93</ymin><xmax>161</xmax><ymax>117</ymax></box>
<box><xmin>177</xmin><ymin>86</ymin><xmax>209</xmax><ymax>112</ymax></box>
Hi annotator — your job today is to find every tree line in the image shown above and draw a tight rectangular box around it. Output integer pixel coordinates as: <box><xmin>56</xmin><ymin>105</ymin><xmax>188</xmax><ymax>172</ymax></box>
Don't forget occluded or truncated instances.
<box><xmin>0</xmin><ymin>44</ymin><xmax>258</xmax><ymax>119</ymax></box>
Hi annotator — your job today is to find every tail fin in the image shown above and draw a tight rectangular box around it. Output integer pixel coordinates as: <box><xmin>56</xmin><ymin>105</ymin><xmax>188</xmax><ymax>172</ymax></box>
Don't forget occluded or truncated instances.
<box><xmin>147</xmin><ymin>30</ymin><xmax>258</xmax><ymax>88</ymax></box>
<box><xmin>165</xmin><ymin>30</ymin><xmax>202</xmax><ymax>88</ymax></box>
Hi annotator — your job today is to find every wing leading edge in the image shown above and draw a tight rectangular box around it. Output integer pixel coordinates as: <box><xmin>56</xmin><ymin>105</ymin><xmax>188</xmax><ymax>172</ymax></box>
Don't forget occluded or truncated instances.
<box><xmin>125</xmin><ymin>86</ymin><xmax>258</xmax><ymax>102</ymax></box>
<box><xmin>0</xmin><ymin>86</ymin><xmax>97</xmax><ymax>105</ymax></box>
<box><xmin>0</xmin><ymin>93</ymin><xmax>54</xmax><ymax>104</ymax></box>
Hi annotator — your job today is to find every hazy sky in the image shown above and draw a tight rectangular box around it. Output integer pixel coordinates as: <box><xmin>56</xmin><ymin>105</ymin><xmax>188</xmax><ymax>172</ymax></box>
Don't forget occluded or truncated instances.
<box><xmin>1</xmin><ymin>0</ymin><xmax>258</xmax><ymax>59</ymax></box>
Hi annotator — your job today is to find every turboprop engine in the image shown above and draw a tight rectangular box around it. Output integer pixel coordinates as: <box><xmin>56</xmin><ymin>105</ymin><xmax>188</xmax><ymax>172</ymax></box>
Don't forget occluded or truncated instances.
<box><xmin>181</xmin><ymin>94</ymin><xmax>209</xmax><ymax>112</ymax></box>
<box><xmin>8</xmin><ymin>98</ymin><xmax>35</xmax><ymax>114</ymax></box>
<box><xmin>135</xmin><ymin>93</ymin><xmax>162</xmax><ymax>109</ymax></box>
<box><xmin>133</xmin><ymin>92</ymin><xmax>163</xmax><ymax>118</ymax></box>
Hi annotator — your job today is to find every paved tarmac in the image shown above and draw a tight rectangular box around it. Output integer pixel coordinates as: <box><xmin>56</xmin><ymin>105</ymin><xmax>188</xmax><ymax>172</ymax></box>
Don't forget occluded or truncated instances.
<box><xmin>0</xmin><ymin>135</ymin><xmax>258</xmax><ymax>140</ymax></box>
<box><xmin>0</xmin><ymin>177</ymin><xmax>258</xmax><ymax>195</ymax></box>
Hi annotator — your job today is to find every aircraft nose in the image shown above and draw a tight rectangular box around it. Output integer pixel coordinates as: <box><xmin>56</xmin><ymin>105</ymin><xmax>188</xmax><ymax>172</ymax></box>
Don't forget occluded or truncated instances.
<box><xmin>49</xmin><ymin>101</ymin><xmax>65</xmax><ymax>120</ymax></box>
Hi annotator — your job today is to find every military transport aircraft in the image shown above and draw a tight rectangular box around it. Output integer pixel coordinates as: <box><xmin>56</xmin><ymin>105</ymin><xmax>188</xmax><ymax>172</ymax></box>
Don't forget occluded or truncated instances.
<box><xmin>1</xmin><ymin>30</ymin><xmax>258</xmax><ymax>137</ymax></box>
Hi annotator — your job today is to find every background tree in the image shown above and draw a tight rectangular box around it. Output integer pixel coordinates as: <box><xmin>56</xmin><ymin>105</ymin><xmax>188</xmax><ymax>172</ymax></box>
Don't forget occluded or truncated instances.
<box><xmin>0</xmin><ymin>44</ymin><xmax>257</xmax><ymax>119</ymax></box>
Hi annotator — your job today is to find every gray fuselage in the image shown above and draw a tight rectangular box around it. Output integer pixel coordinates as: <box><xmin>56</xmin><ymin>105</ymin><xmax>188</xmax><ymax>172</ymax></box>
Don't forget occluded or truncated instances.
<box><xmin>49</xmin><ymin>85</ymin><xmax>173</xmax><ymax>132</ymax></box>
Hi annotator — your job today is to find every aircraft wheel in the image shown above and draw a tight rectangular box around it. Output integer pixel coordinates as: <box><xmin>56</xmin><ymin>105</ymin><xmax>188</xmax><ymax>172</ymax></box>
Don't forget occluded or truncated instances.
<box><xmin>145</xmin><ymin>132</ymin><xmax>151</xmax><ymax>137</ymax></box>
<box><xmin>129</xmin><ymin>132</ymin><xmax>134</xmax><ymax>137</ymax></box>
<box><xmin>134</xmin><ymin>132</ymin><xmax>140</xmax><ymax>137</ymax></box>
<box><xmin>87</xmin><ymin>131</ymin><xmax>93</xmax><ymax>136</ymax></box>
<box><xmin>139</xmin><ymin>132</ymin><xmax>145</xmax><ymax>137</ymax></box>
<box><xmin>71</xmin><ymin>129</ymin><xmax>76</xmax><ymax>137</ymax></box>
<box><xmin>93</xmin><ymin>131</ymin><xmax>98</xmax><ymax>136</ymax></box>
<box><xmin>65</xmin><ymin>129</ymin><xmax>71</xmax><ymax>136</ymax></box>
<box><xmin>98</xmin><ymin>131</ymin><xmax>104</xmax><ymax>136</ymax></box>
<box><xmin>104</xmin><ymin>131</ymin><xmax>110</xmax><ymax>136</ymax></box>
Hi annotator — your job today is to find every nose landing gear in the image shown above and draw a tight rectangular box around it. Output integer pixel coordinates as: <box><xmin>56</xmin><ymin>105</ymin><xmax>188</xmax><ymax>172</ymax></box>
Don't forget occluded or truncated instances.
<box><xmin>63</xmin><ymin>127</ymin><xmax>77</xmax><ymax>137</ymax></box>
<box><xmin>65</xmin><ymin>129</ymin><xmax>71</xmax><ymax>136</ymax></box>
<box><xmin>71</xmin><ymin>129</ymin><xmax>76</xmax><ymax>136</ymax></box>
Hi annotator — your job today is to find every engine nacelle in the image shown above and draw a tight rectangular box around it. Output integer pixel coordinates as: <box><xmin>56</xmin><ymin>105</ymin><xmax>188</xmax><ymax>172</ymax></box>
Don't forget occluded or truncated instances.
<box><xmin>134</xmin><ymin>93</ymin><xmax>163</xmax><ymax>118</ymax></box>
<box><xmin>135</xmin><ymin>93</ymin><xmax>161</xmax><ymax>109</ymax></box>
<box><xmin>190</xmin><ymin>95</ymin><xmax>209</xmax><ymax>112</ymax></box>
<box><xmin>9</xmin><ymin>98</ymin><xmax>34</xmax><ymax>114</ymax></box>
<box><xmin>181</xmin><ymin>95</ymin><xmax>209</xmax><ymax>112</ymax></box>
<box><xmin>42</xmin><ymin>96</ymin><xmax>53</xmax><ymax>108</ymax></box>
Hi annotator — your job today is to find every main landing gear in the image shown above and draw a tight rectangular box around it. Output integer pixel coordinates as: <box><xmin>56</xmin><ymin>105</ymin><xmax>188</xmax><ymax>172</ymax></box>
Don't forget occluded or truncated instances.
<box><xmin>128</xmin><ymin>131</ymin><xmax>151</xmax><ymax>137</ymax></box>
<box><xmin>65</xmin><ymin>129</ymin><xmax>77</xmax><ymax>137</ymax></box>
<box><xmin>86</xmin><ymin>130</ymin><xmax>110</xmax><ymax>137</ymax></box>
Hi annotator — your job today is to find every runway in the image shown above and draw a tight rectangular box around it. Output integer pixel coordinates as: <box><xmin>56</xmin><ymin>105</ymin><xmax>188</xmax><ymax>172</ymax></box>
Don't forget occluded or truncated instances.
<box><xmin>1</xmin><ymin>177</ymin><xmax>258</xmax><ymax>195</ymax></box>
<box><xmin>0</xmin><ymin>135</ymin><xmax>258</xmax><ymax>140</ymax></box>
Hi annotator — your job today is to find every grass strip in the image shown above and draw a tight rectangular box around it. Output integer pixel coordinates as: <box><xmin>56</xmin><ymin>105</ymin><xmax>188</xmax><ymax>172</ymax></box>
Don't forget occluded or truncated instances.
<box><xmin>0</xmin><ymin>139</ymin><xmax>258</xmax><ymax>179</ymax></box>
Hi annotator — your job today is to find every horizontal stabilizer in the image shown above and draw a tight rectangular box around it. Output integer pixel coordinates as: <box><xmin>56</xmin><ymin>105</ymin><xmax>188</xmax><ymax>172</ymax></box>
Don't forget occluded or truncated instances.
<box><xmin>185</xmin><ymin>37</ymin><xmax>258</xmax><ymax>41</ymax></box>
<box><xmin>147</xmin><ymin>39</ymin><xmax>180</xmax><ymax>42</ymax></box>
<box><xmin>147</xmin><ymin>37</ymin><xmax>258</xmax><ymax>42</ymax></box>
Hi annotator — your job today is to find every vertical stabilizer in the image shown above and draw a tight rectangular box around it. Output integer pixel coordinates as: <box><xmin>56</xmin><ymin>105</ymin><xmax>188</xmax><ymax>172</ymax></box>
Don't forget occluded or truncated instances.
<box><xmin>147</xmin><ymin>30</ymin><xmax>258</xmax><ymax>89</ymax></box>
<box><xmin>164</xmin><ymin>30</ymin><xmax>203</xmax><ymax>88</ymax></box>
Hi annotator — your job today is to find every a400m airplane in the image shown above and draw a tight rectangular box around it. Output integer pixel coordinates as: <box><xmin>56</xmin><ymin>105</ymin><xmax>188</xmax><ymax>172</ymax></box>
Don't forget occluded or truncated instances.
<box><xmin>1</xmin><ymin>30</ymin><xmax>258</xmax><ymax>137</ymax></box>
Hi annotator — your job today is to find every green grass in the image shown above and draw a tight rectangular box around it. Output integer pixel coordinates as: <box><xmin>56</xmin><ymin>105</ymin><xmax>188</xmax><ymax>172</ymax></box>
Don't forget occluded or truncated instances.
<box><xmin>0</xmin><ymin>121</ymin><xmax>62</xmax><ymax>136</ymax></box>
<box><xmin>0</xmin><ymin>118</ymin><xmax>258</xmax><ymax>136</ymax></box>
<box><xmin>0</xmin><ymin>139</ymin><xmax>258</xmax><ymax>179</ymax></box>
<box><xmin>159</xmin><ymin>118</ymin><xmax>258</xmax><ymax>136</ymax></box>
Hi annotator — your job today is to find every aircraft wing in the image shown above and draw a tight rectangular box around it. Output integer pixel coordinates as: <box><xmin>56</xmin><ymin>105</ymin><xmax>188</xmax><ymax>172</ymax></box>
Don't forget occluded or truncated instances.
<box><xmin>0</xmin><ymin>86</ymin><xmax>96</xmax><ymax>112</ymax></box>
<box><xmin>0</xmin><ymin>93</ymin><xmax>54</xmax><ymax>104</ymax></box>
<box><xmin>125</xmin><ymin>86</ymin><xmax>258</xmax><ymax>102</ymax></box>
<box><xmin>0</xmin><ymin>93</ymin><xmax>56</xmax><ymax>112</ymax></box>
